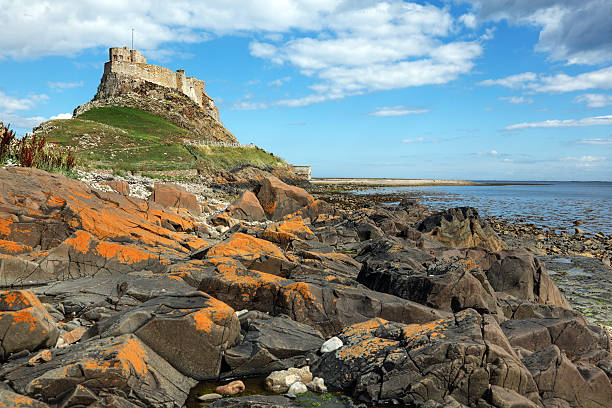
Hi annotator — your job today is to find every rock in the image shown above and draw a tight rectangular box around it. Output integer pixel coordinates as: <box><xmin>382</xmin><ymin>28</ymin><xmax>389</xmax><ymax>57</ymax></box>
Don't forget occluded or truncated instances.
<box><xmin>198</xmin><ymin>393</ymin><xmax>222</xmax><ymax>402</ymax></box>
<box><xmin>574</xmin><ymin>227</ymin><xmax>584</xmax><ymax>235</ymax></box>
<box><xmin>306</xmin><ymin>377</ymin><xmax>327</xmax><ymax>393</ymax></box>
<box><xmin>416</xmin><ymin>207</ymin><xmax>507</xmax><ymax>252</ymax></box>
<box><xmin>262</xmin><ymin>216</ymin><xmax>316</xmax><ymax>246</ymax></box>
<box><xmin>59</xmin><ymin>326</ymin><xmax>86</xmax><ymax>346</ymax></box>
<box><xmin>0</xmin><ymin>389</ymin><xmax>49</xmax><ymax>407</ymax></box>
<box><xmin>257</xmin><ymin>176</ymin><xmax>314</xmax><ymax>220</ymax></box>
<box><xmin>487</xmin><ymin>250</ymin><xmax>570</xmax><ymax>308</ymax></box>
<box><xmin>603</xmin><ymin>257</ymin><xmax>611</xmax><ymax>267</ymax></box>
<box><xmin>490</xmin><ymin>385</ymin><xmax>539</xmax><ymax>408</ymax></box>
<box><xmin>312</xmin><ymin>310</ymin><xmax>538</xmax><ymax>406</ymax></box>
<box><xmin>28</xmin><ymin>350</ymin><xmax>52</xmax><ymax>366</ymax></box>
<box><xmin>0</xmin><ymin>167</ymin><xmax>208</xmax><ymax>287</ymax></box>
<box><xmin>101</xmin><ymin>180</ymin><xmax>130</xmax><ymax>195</ymax></box>
<box><xmin>216</xmin><ymin>380</ymin><xmax>245</xmax><ymax>395</ymax></box>
<box><xmin>224</xmin><ymin>315</ymin><xmax>323</xmax><ymax>377</ymax></box>
<box><xmin>205</xmin><ymin>232</ymin><xmax>294</xmax><ymax>276</ymax></box>
<box><xmin>0</xmin><ymin>334</ymin><xmax>196</xmax><ymax>407</ymax></box>
<box><xmin>265</xmin><ymin>367</ymin><xmax>313</xmax><ymax>393</ymax></box>
<box><xmin>210</xmin><ymin>212</ymin><xmax>239</xmax><ymax>228</ymax></box>
<box><xmin>208</xmin><ymin>395</ymin><xmax>300</xmax><ymax>407</ymax></box>
<box><xmin>287</xmin><ymin>381</ymin><xmax>308</xmax><ymax>395</ymax></box>
<box><xmin>59</xmin><ymin>384</ymin><xmax>98</xmax><ymax>407</ymax></box>
<box><xmin>148</xmin><ymin>183</ymin><xmax>201</xmax><ymax>216</ymax></box>
<box><xmin>0</xmin><ymin>290</ymin><xmax>59</xmax><ymax>360</ymax></box>
<box><xmin>522</xmin><ymin>345</ymin><xmax>612</xmax><ymax>407</ymax></box>
<box><xmin>226</xmin><ymin>190</ymin><xmax>267</xmax><ymax>221</ymax></box>
<box><xmin>177</xmin><ymin>257</ymin><xmax>446</xmax><ymax>337</ymax></box>
<box><xmin>320</xmin><ymin>337</ymin><xmax>343</xmax><ymax>353</ymax></box>
<box><xmin>88</xmin><ymin>291</ymin><xmax>240</xmax><ymax>380</ymax></box>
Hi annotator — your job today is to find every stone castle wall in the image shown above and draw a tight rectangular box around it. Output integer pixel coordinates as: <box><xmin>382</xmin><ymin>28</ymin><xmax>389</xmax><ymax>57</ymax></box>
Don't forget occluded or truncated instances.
<box><xmin>104</xmin><ymin>48</ymin><xmax>212</xmax><ymax>110</ymax></box>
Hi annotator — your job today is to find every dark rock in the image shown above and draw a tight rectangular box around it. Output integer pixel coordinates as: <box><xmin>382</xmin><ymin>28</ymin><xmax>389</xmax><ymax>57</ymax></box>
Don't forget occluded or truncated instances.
<box><xmin>0</xmin><ymin>334</ymin><xmax>196</xmax><ymax>407</ymax></box>
<box><xmin>312</xmin><ymin>309</ymin><xmax>538</xmax><ymax>406</ymax></box>
<box><xmin>487</xmin><ymin>250</ymin><xmax>570</xmax><ymax>308</ymax></box>
<box><xmin>208</xmin><ymin>395</ymin><xmax>301</xmax><ymax>407</ymax></box>
<box><xmin>416</xmin><ymin>207</ymin><xmax>508</xmax><ymax>252</ymax></box>
<box><xmin>86</xmin><ymin>291</ymin><xmax>240</xmax><ymax>380</ymax></box>
<box><xmin>0</xmin><ymin>389</ymin><xmax>49</xmax><ymax>407</ymax></box>
<box><xmin>224</xmin><ymin>314</ymin><xmax>323</xmax><ymax>376</ymax></box>
<box><xmin>522</xmin><ymin>345</ymin><xmax>612</xmax><ymax>407</ymax></box>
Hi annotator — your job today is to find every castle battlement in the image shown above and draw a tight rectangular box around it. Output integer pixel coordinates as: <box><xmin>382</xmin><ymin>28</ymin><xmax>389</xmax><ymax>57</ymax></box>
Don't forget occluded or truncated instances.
<box><xmin>103</xmin><ymin>47</ymin><xmax>216</xmax><ymax>114</ymax></box>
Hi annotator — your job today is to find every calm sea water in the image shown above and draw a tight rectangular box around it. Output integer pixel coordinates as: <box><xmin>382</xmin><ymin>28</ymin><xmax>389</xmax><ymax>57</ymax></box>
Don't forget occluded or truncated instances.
<box><xmin>357</xmin><ymin>181</ymin><xmax>612</xmax><ymax>236</ymax></box>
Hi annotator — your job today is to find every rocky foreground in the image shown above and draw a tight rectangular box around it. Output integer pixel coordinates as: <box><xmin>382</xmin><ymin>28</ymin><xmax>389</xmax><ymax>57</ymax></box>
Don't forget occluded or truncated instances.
<box><xmin>0</xmin><ymin>167</ymin><xmax>610</xmax><ymax>408</ymax></box>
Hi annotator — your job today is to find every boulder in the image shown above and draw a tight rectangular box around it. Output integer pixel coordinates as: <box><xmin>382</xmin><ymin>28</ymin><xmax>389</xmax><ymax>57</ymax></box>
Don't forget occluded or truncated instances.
<box><xmin>173</xmin><ymin>257</ymin><xmax>446</xmax><ymax>337</ymax></box>
<box><xmin>416</xmin><ymin>207</ymin><xmax>507</xmax><ymax>252</ymax></box>
<box><xmin>0</xmin><ymin>334</ymin><xmax>196</xmax><ymax>407</ymax></box>
<box><xmin>257</xmin><ymin>176</ymin><xmax>314</xmax><ymax>220</ymax></box>
<box><xmin>0</xmin><ymin>389</ymin><xmax>49</xmax><ymax>407</ymax></box>
<box><xmin>487</xmin><ymin>250</ymin><xmax>570</xmax><ymax>308</ymax></box>
<box><xmin>216</xmin><ymin>380</ymin><xmax>245</xmax><ymax>395</ymax></box>
<box><xmin>101</xmin><ymin>180</ymin><xmax>130</xmax><ymax>195</ymax></box>
<box><xmin>265</xmin><ymin>366</ymin><xmax>313</xmax><ymax>393</ymax></box>
<box><xmin>0</xmin><ymin>290</ymin><xmax>58</xmax><ymax>360</ymax></box>
<box><xmin>224</xmin><ymin>314</ymin><xmax>323</xmax><ymax>377</ymax></box>
<box><xmin>87</xmin><ymin>292</ymin><xmax>240</xmax><ymax>380</ymax></box>
<box><xmin>522</xmin><ymin>345</ymin><xmax>612</xmax><ymax>407</ymax></box>
<box><xmin>205</xmin><ymin>232</ymin><xmax>295</xmax><ymax>277</ymax></box>
<box><xmin>320</xmin><ymin>337</ymin><xmax>343</xmax><ymax>353</ymax></box>
<box><xmin>288</xmin><ymin>381</ymin><xmax>308</xmax><ymax>395</ymax></box>
<box><xmin>312</xmin><ymin>309</ymin><xmax>538</xmax><ymax>406</ymax></box>
<box><xmin>148</xmin><ymin>183</ymin><xmax>201</xmax><ymax>216</ymax></box>
<box><xmin>226</xmin><ymin>190</ymin><xmax>267</xmax><ymax>221</ymax></box>
<box><xmin>262</xmin><ymin>216</ymin><xmax>316</xmax><ymax>246</ymax></box>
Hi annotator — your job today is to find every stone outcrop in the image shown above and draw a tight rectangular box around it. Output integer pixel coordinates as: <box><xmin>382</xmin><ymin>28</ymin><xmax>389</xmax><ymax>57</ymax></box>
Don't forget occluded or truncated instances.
<box><xmin>257</xmin><ymin>176</ymin><xmax>314</xmax><ymax>220</ymax></box>
<box><xmin>417</xmin><ymin>207</ymin><xmax>508</xmax><ymax>252</ymax></box>
<box><xmin>149</xmin><ymin>183</ymin><xmax>201</xmax><ymax>216</ymax></box>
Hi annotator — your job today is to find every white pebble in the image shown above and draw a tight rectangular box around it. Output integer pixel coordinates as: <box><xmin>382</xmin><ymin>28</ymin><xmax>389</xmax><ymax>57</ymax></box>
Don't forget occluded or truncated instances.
<box><xmin>320</xmin><ymin>336</ymin><xmax>343</xmax><ymax>353</ymax></box>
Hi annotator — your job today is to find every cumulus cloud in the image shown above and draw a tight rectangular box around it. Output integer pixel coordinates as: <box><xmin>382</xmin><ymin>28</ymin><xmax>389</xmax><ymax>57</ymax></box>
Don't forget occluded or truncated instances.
<box><xmin>574</xmin><ymin>94</ymin><xmax>612</xmax><ymax>108</ymax></box>
<box><xmin>49</xmin><ymin>112</ymin><xmax>72</xmax><ymax>120</ymax></box>
<box><xmin>499</xmin><ymin>96</ymin><xmax>533</xmax><ymax>104</ymax></box>
<box><xmin>0</xmin><ymin>91</ymin><xmax>48</xmax><ymax>112</ymax></box>
<box><xmin>506</xmin><ymin>115</ymin><xmax>612</xmax><ymax>130</ymax></box>
<box><xmin>461</xmin><ymin>0</ymin><xmax>612</xmax><ymax>64</ymax></box>
<box><xmin>0</xmin><ymin>112</ymin><xmax>46</xmax><ymax>129</ymax></box>
<box><xmin>267</xmin><ymin>76</ymin><xmax>291</xmax><ymax>87</ymax></box>
<box><xmin>369</xmin><ymin>106</ymin><xmax>430</xmax><ymax>117</ymax></box>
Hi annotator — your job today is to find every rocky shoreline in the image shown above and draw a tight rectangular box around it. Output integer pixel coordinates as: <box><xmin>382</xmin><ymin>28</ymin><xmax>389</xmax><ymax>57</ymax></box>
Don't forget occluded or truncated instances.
<box><xmin>0</xmin><ymin>167</ymin><xmax>610</xmax><ymax>408</ymax></box>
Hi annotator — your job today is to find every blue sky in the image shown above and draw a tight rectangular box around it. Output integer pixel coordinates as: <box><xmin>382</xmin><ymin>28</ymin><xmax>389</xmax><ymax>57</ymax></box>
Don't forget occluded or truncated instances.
<box><xmin>1</xmin><ymin>0</ymin><xmax>611</xmax><ymax>180</ymax></box>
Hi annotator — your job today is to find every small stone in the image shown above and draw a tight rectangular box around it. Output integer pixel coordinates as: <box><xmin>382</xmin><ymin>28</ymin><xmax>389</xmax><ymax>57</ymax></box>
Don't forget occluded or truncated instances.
<box><xmin>320</xmin><ymin>336</ymin><xmax>343</xmax><ymax>353</ymax></box>
<box><xmin>306</xmin><ymin>377</ymin><xmax>327</xmax><ymax>393</ymax></box>
<box><xmin>215</xmin><ymin>380</ymin><xmax>245</xmax><ymax>395</ymax></box>
<box><xmin>288</xmin><ymin>382</ymin><xmax>307</xmax><ymax>395</ymax></box>
<box><xmin>265</xmin><ymin>367</ymin><xmax>312</xmax><ymax>393</ymax></box>
<box><xmin>198</xmin><ymin>393</ymin><xmax>222</xmax><ymax>402</ymax></box>
<box><xmin>61</xmin><ymin>326</ymin><xmax>87</xmax><ymax>345</ymax></box>
<box><xmin>27</xmin><ymin>349</ymin><xmax>52</xmax><ymax>366</ymax></box>
<box><xmin>603</xmin><ymin>257</ymin><xmax>611</xmax><ymax>267</ymax></box>
<box><xmin>574</xmin><ymin>227</ymin><xmax>583</xmax><ymax>236</ymax></box>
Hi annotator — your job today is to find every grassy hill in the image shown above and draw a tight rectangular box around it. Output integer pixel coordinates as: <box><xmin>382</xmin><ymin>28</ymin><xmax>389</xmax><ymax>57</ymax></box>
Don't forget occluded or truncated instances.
<box><xmin>40</xmin><ymin>106</ymin><xmax>287</xmax><ymax>173</ymax></box>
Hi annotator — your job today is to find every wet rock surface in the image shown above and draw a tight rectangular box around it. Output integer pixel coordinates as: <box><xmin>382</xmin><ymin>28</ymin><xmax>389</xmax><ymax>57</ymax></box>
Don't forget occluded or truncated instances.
<box><xmin>0</xmin><ymin>167</ymin><xmax>610</xmax><ymax>407</ymax></box>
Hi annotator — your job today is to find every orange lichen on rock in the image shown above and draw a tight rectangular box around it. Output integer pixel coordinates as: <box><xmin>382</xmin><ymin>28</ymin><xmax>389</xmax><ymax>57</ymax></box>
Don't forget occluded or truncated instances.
<box><xmin>114</xmin><ymin>337</ymin><xmax>149</xmax><ymax>376</ymax></box>
<box><xmin>0</xmin><ymin>290</ymin><xmax>38</xmax><ymax>310</ymax></box>
<box><xmin>45</xmin><ymin>195</ymin><xmax>66</xmax><ymax>207</ymax></box>
<box><xmin>95</xmin><ymin>241</ymin><xmax>157</xmax><ymax>264</ymax></box>
<box><xmin>8</xmin><ymin>309</ymin><xmax>40</xmax><ymax>332</ymax></box>
<box><xmin>0</xmin><ymin>217</ymin><xmax>12</xmax><ymax>236</ymax></box>
<box><xmin>339</xmin><ymin>336</ymin><xmax>399</xmax><ymax>360</ymax></box>
<box><xmin>283</xmin><ymin>282</ymin><xmax>317</xmax><ymax>304</ymax></box>
<box><xmin>342</xmin><ymin>318</ymin><xmax>389</xmax><ymax>338</ymax></box>
<box><xmin>0</xmin><ymin>239</ymin><xmax>32</xmax><ymax>255</ymax></box>
<box><xmin>262</xmin><ymin>216</ymin><xmax>315</xmax><ymax>245</ymax></box>
<box><xmin>212</xmin><ymin>257</ymin><xmax>285</xmax><ymax>287</ymax></box>
<box><xmin>64</xmin><ymin>230</ymin><xmax>93</xmax><ymax>254</ymax></box>
<box><xmin>401</xmin><ymin>317</ymin><xmax>451</xmax><ymax>349</ymax></box>
<box><xmin>207</xmin><ymin>233</ymin><xmax>287</xmax><ymax>261</ymax></box>
<box><xmin>190</xmin><ymin>296</ymin><xmax>235</xmax><ymax>332</ymax></box>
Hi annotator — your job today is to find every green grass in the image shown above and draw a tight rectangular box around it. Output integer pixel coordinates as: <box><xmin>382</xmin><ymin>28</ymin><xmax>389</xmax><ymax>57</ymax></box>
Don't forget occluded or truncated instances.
<box><xmin>43</xmin><ymin>106</ymin><xmax>196</xmax><ymax>171</ymax></box>
<box><xmin>192</xmin><ymin>144</ymin><xmax>288</xmax><ymax>172</ymax></box>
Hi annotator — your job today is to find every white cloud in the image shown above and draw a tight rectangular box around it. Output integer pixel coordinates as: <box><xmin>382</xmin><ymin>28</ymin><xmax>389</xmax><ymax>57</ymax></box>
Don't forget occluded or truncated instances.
<box><xmin>0</xmin><ymin>91</ymin><xmax>48</xmax><ymax>112</ymax></box>
<box><xmin>506</xmin><ymin>115</ymin><xmax>612</xmax><ymax>130</ymax></box>
<box><xmin>477</xmin><ymin>150</ymin><xmax>501</xmax><ymax>156</ymax></box>
<box><xmin>459</xmin><ymin>14</ymin><xmax>477</xmax><ymax>29</ymax></box>
<box><xmin>574</xmin><ymin>94</ymin><xmax>612</xmax><ymax>108</ymax></box>
<box><xmin>560</xmin><ymin>155</ymin><xmax>607</xmax><ymax>167</ymax></box>
<box><xmin>576</xmin><ymin>138</ymin><xmax>612</xmax><ymax>145</ymax></box>
<box><xmin>479</xmin><ymin>66</ymin><xmax>612</xmax><ymax>94</ymax></box>
<box><xmin>49</xmin><ymin>112</ymin><xmax>72</xmax><ymax>120</ymax></box>
<box><xmin>401</xmin><ymin>137</ymin><xmax>425</xmax><ymax>143</ymax></box>
<box><xmin>369</xmin><ymin>106</ymin><xmax>430</xmax><ymax>117</ymax></box>
<box><xmin>499</xmin><ymin>96</ymin><xmax>533</xmax><ymax>104</ymax></box>
<box><xmin>231</xmin><ymin>101</ymin><xmax>269</xmax><ymax>110</ymax></box>
<box><xmin>48</xmin><ymin>81</ymin><xmax>84</xmax><ymax>90</ymax></box>
<box><xmin>267</xmin><ymin>76</ymin><xmax>291</xmax><ymax>87</ymax></box>
<box><xmin>0</xmin><ymin>112</ymin><xmax>46</xmax><ymax>129</ymax></box>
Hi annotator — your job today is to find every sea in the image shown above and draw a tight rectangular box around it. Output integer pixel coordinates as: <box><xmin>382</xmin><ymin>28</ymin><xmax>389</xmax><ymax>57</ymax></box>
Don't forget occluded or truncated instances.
<box><xmin>356</xmin><ymin>181</ymin><xmax>612</xmax><ymax>236</ymax></box>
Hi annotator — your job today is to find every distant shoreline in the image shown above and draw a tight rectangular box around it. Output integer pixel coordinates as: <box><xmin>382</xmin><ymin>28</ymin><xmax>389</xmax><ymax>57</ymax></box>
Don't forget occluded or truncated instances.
<box><xmin>310</xmin><ymin>178</ymin><xmax>547</xmax><ymax>187</ymax></box>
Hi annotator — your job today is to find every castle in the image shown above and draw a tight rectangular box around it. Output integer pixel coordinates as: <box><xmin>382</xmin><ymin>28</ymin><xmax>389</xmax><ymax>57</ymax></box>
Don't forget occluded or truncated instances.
<box><xmin>105</xmin><ymin>47</ymin><xmax>218</xmax><ymax>118</ymax></box>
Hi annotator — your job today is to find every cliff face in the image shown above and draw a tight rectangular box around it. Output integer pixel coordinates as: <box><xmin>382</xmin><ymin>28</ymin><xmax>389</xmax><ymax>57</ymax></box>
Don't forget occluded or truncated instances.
<box><xmin>74</xmin><ymin>64</ymin><xmax>237</xmax><ymax>145</ymax></box>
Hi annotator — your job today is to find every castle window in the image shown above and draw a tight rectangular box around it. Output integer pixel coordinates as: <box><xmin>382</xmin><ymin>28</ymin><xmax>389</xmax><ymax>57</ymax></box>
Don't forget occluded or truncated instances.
<box><xmin>113</xmin><ymin>55</ymin><xmax>117</xmax><ymax>61</ymax></box>
<box><xmin>119</xmin><ymin>55</ymin><xmax>123</xmax><ymax>60</ymax></box>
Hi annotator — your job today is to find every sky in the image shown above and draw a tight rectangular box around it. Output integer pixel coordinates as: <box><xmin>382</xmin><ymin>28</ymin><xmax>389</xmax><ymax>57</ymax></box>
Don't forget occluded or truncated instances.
<box><xmin>1</xmin><ymin>0</ymin><xmax>611</xmax><ymax>181</ymax></box>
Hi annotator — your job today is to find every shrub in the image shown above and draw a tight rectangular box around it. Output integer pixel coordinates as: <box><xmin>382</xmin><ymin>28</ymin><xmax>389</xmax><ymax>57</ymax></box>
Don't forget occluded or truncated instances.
<box><xmin>0</xmin><ymin>123</ymin><xmax>16</xmax><ymax>159</ymax></box>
